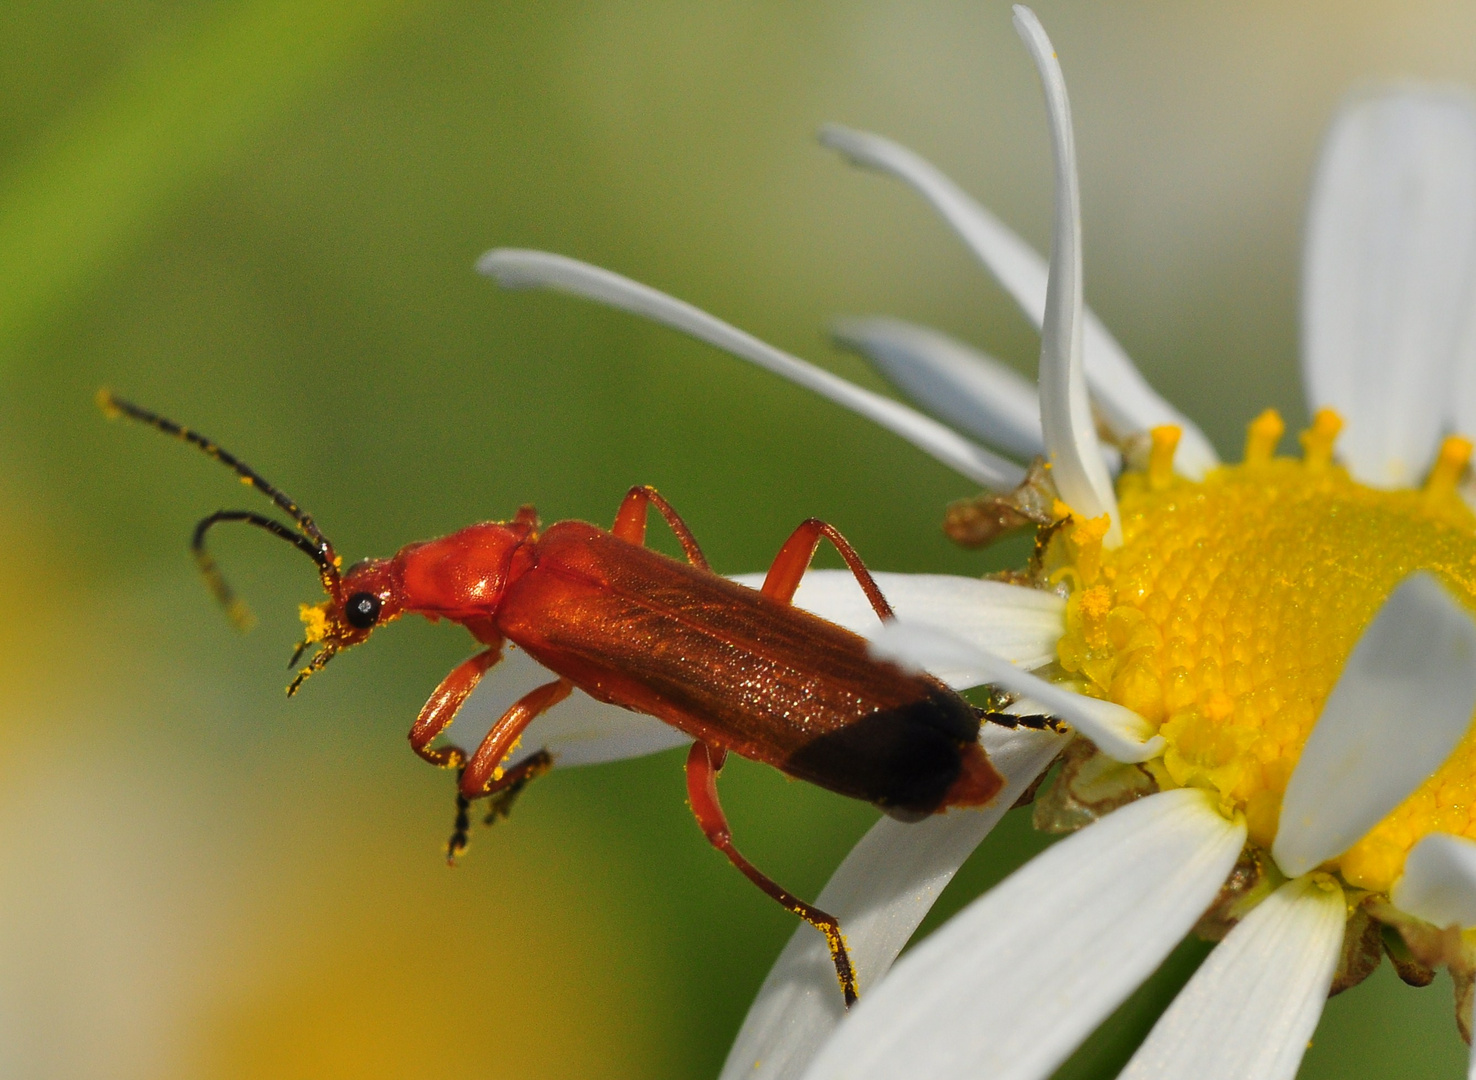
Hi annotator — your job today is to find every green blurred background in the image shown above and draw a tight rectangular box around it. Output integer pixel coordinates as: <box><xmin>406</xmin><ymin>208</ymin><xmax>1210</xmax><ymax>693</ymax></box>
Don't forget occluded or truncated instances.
<box><xmin>3</xmin><ymin>1</ymin><xmax>1475</xmax><ymax>1076</ymax></box>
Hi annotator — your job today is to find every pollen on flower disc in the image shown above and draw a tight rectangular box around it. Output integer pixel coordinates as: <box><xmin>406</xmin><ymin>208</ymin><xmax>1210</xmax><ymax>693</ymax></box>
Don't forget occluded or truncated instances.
<box><xmin>1054</xmin><ymin>438</ymin><xmax>1476</xmax><ymax>892</ymax></box>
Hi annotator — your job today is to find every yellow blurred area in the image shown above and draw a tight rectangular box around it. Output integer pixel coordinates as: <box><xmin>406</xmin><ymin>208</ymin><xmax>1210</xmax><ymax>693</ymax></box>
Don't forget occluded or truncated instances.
<box><xmin>4</xmin><ymin>1</ymin><xmax>1476</xmax><ymax>1077</ymax></box>
<box><xmin>0</xmin><ymin>564</ymin><xmax>678</xmax><ymax>1078</ymax></box>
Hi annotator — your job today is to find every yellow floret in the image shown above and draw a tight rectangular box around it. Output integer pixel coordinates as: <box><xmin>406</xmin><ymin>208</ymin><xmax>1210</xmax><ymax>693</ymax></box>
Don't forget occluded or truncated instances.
<box><xmin>1054</xmin><ymin>415</ymin><xmax>1476</xmax><ymax>893</ymax></box>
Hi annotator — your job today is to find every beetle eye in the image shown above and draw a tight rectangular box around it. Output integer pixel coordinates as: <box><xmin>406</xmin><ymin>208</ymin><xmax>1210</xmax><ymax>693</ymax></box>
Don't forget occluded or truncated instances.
<box><xmin>345</xmin><ymin>592</ymin><xmax>382</xmax><ymax>629</ymax></box>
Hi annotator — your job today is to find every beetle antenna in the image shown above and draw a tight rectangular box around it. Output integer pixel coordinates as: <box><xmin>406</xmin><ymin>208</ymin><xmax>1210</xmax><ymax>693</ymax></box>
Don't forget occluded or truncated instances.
<box><xmin>192</xmin><ymin>510</ymin><xmax>335</xmax><ymax>630</ymax></box>
<box><xmin>98</xmin><ymin>390</ymin><xmax>341</xmax><ymax>595</ymax></box>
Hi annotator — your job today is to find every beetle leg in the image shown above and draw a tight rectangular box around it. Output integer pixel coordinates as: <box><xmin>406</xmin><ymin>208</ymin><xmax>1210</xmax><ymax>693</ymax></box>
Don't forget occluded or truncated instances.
<box><xmin>684</xmin><ymin>740</ymin><xmax>860</xmax><ymax>1007</ymax></box>
<box><xmin>610</xmin><ymin>485</ymin><xmax>710</xmax><ymax>569</ymax></box>
<box><xmin>460</xmin><ymin>678</ymin><xmax>573</xmax><ymax>799</ymax></box>
<box><xmin>761</xmin><ymin>518</ymin><xmax>894</xmax><ymax>622</ymax></box>
<box><xmin>446</xmin><ymin>750</ymin><xmax>554</xmax><ymax>863</ymax></box>
<box><xmin>443</xmin><ymin>680</ymin><xmax>569</xmax><ymax>861</ymax></box>
<box><xmin>409</xmin><ymin>643</ymin><xmax>505</xmax><ymax>768</ymax></box>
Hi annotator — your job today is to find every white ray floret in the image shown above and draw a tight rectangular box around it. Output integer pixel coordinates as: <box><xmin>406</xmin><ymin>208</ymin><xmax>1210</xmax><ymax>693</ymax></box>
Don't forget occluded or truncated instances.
<box><xmin>831</xmin><ymin>316</ymin><xmax>1046</xmax><ymax>461</ymax></box>
<box><xmin>1011</xmin><ymin>6</ymin><xmax>1120</xmax><ymax>546</ymax></box>
<box><xmin>1304</xmin><ymin>89</ymin><xmax>1476</xmax><ymax>487</ymax></box>
<box><xmin>835</xmin><ymin>316</ymin><xmax>1125</xmax><ymax>474</ymax></box>
<box><xmin>1117</xmin><ymin>876</ymin><xmax>1346</xmax><ymax>1080</ymax></box>
<box><xmin>798</xmin><ymin>788</ymin><xmax>1246</xmax><ymax>1080</ymax></box>
<box><xmin>1273</xmin><ymin>572</ymin><xmax>1476</xmax><ymax>877</ymax></box>
<box><xmin>478</xmin><ymin>249</ymin><xmax>1024</xmax><ymax>491</ymax></box>
<box><xmin>1392</xmin><ymin>832</ymin><xmax>1476</xmax><ymax>929</ymax></box>
<box><xmin>870</xmin><ymin>620</ymin><xmax>1163</xmax><ymax>762</ymax></box>
<box><xmin>732</xmin><ymin>569</ymin><xmax>1067</xmax><ymax>678</ymax></box>
<box><xmin>720</xmin><ymin>722</ymin><xmax>1067</xmax><ymax>1080</ymax></box>
<box><xmin>815</xmin><ymin>130</ymin><xmax>1218</xmax><ymax>479</ymax></box>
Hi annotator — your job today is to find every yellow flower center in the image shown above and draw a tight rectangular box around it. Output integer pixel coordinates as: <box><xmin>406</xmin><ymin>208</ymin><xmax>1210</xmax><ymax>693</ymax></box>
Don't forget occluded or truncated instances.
<box><xmin>1053</xmin><ymin>410</ymin><xmax>1476</xmax><ymax>892</ymax></box>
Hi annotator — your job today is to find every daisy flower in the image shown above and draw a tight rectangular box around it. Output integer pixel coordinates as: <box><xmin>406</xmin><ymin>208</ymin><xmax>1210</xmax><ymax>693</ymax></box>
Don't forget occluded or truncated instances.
<box><xmin>469</xmin><ymin>6</ymin><xmax>1476</xmax><ymax>1079</ymax></box>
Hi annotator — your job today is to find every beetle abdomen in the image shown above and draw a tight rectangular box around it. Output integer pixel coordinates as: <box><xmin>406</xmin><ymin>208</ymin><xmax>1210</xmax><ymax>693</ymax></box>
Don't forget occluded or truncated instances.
<box><xmin>782</xmin><ymin>687</ymin><xmax>1000</xmax><ymax>816</ymax></box>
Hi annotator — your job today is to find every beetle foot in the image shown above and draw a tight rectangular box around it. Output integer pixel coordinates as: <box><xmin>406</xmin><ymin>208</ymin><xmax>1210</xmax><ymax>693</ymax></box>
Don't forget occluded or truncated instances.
<box><xmin>978</xmin><ymin>710</ymin><xmax>1067</xmax><ymax>734</ymax></box>
<box><xmin>481</xmin><ymin>751</ymin><xmax>553</xmax><ymax>825</ymax></box>
<box><xmin>445</xmin><ymin>785</ymin><xmax>472</xmax><ymax>866</ymax></box>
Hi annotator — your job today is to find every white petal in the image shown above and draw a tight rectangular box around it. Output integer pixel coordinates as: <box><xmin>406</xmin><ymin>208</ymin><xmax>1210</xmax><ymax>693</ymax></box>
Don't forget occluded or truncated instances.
<box><xmin>1012</xmin><ymin>6</ymin><xmax>1120</xmax><ymax>546</ymax></box>
<box><xmin>730</xmin><ymin>570</ymin><xmax>1066</xmax><ymax>678</ymax></box>
<box><xmin>478</xmin><ymin>249</ymin><xmax>1024</xmax><ymax>491</ymax></box>
<box><xmin>834</xmin><ymin>316</ymin><xmax>1124</xmax><ymax>474</ymax></box>
<box><xmin>1303</xmin><ymin>88</ymin><xmax>1476</xmax><ymax>487</ymax></box>
<box><xmin>1392</xmin><ymin>832</ymin><xmax>1476</xmax><ymax>928</ymax></box>
<box><xmin>816</xmin><ymin>127</ymin><xmax>1219</xmax><ymax>479</ymax></box>
<box><xmin>800</xmin><ymin>788</ymin><xmax>1246</xmax><ymax>1080</ymax></box>
<box><xmin>720</xmin><ymin>724</ymin><xmax>1067</xmax><ymax>1080</ymax></box>
<box><xmin>831</xmin><ymin>316</ymin><xmax>1045</xmax><ymax>460</ymax></box>
<box><xmin>1273</xmin><ymin>572</ymin><xmax>1476</xmax><ymax>877</ymax></box>
<box><xmin>446</xmin><ymin>646</ymin><xmax>689</xmax><ymax>769</ymax></box>
<box><xmin>870</xmin><ymin>620</ymin><xmax>1163</xmax><ymax>762</ymax></box>
<box><xmin>1470</xmin><ymin>998</ymin><xmax>1476</xmax><ymax>1080</ymax></box>
<box><xmin>1117</xmin><ymin>876</ymin><xmax>1346</xmax><ymax>1080</ymax></box>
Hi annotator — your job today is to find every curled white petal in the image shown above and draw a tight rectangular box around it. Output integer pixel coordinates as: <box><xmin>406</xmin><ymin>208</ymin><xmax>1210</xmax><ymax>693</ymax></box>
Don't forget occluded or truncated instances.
<box><xmin>1304</xmin><ymin>88</ymin><xmax>1476</xmax><ymax>486</ymax></box>
<box><xmin>478</xmin><ymin>249</ymin><xmax>1024</xmax><ymax>490</ymax></box>
<box><xmin>1011</xmin><ymin>6</ymin><xmax>1119</xmax><ymax>545</ymax></box>
<box><xmin>799</xmin><ymin>788</ymin><xmax>1246</xmax><ymax>1080</ymax></box>
<box><xmin>816</xmin><ymin>128</ymin><xmax>1218</xmax><ymax>478</ymax></box>
<box><xmin>731</xmin><ymin>570</ymin><xmax>1066</xmax><ymax>679</ymax></box>
<box><xmin>869</xmin><ymin>620</ymin><xmax>1162</xmax><ymax>762</ymax></box>
<box><xmin>1273</xmin><ymin>572</ymin><xmax>1476</xmax><ymax>877</ymax></box>
<box><xmin>447</xmin><ymin>646</ymin><xmax>689</xmax><ymax>768</ymax></box>
<box><xmin>720</xmin><ymin>724</ymin><xmax>1067</xmax><ymax>1080</ymax></box>
<box><xmin>1118</xmin><ymin>876</ymin><xmax>1346</xmax><ymax>1080</ymax></box>
<box><xmin>832</xmin><ymin>316</ymin><xmax>1044</xmax><ymax>460</ymax></box>
<box><xmin>1392</xmin><ymin>832</ymin><xmax>1476</xmax><ymax>929</ymax></box>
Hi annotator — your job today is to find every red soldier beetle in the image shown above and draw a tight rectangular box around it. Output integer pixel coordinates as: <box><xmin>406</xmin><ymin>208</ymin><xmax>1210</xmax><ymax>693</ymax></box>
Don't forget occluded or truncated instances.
<box><xmin>101</xmin><ymin>391</ymin><xmax>1059</xmax><ymax>1006</ymax></box>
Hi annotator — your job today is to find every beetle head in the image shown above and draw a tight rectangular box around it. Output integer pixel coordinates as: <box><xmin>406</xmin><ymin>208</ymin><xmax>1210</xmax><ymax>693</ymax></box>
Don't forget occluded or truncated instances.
<box><xmin>288</xmin><ymin>557</ymin><xmax>409</xmax><ymax>692</ymax></box>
